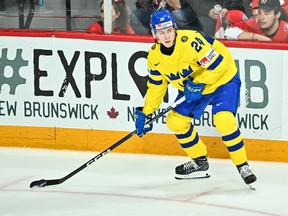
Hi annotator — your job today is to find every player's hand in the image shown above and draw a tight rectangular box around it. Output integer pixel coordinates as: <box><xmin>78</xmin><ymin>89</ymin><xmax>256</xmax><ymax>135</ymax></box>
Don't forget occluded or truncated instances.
<box><xmin>135</xmin><ymin>107</ymin><xmax>153</xmax><ymax>137</ymax></box>
<box><xmin>184</xmin><ymin>78</ymin><xmax>205</xmax><ymax>103</ymax></box>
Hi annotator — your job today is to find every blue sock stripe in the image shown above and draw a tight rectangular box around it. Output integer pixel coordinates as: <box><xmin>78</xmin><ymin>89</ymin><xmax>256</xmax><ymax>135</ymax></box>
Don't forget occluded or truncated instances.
<box><xmin>227</xmin><ymin>141</ymin><xmax>244</xmax><ymax>152</ymax></box>
<box><xmin>180</xmin><ymin>135</ymin><xmax>199</xmax><ymax>148</ymax></box>
<box><xmin>176</xmin><ymin>124</ymin><xmax>193</xmax><ymax>139</ymax></box>
<box><xmin>222</xmin><ymin>129</ymin><xmax>241</xmax><ymax>141</ymax></box>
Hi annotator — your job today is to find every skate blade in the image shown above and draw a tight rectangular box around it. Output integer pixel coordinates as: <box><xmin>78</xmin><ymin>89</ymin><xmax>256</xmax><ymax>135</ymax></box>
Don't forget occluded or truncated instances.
<box><xmin>248</xmin><ymin>183</ymin><xmax>256</xmax><ymax>191</ymax></box>
<box><xmin>175</xmin><ymin>172</ymin><xmax>210</xmax><ymax>180</ymax></box>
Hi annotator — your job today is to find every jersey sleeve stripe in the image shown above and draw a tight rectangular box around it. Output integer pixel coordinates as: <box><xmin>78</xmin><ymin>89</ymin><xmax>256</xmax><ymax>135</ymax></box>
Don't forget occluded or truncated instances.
<box><xmin>150</xmin><ymin>69</ymin><xmax>161</xmax><ymax>76</ymax></box>
<box><xmin>207</xmin><ymin>54</ymin><xmax>223</xmax><ymax>70</ymax></box>
<box><xmin>149</xmin><ymin>77</ymin><xmax>163</xmax><ymax>85</ymax></box>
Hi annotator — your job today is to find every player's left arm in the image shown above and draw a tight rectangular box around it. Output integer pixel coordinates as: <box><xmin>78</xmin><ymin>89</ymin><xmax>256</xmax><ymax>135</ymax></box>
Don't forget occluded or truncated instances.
<box><xmin>190</xmin><ymin>34</ymin><xmax>228</xmax><ymax>84</ymax></box>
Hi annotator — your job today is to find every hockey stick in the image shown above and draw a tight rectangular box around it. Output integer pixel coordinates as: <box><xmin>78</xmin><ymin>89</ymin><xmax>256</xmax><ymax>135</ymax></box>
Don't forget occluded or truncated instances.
<box><xmin>29</xmin><ymin>97</ymin><xmax>185</xmax><ymax>188</ymax></box>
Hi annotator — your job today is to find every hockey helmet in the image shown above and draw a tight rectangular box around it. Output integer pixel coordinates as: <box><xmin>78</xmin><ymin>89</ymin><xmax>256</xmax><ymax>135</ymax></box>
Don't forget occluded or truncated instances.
<box><xmin>150</xmin><ymin>9</ymin><xmax>176</xmax><ymax>37</ymax></box>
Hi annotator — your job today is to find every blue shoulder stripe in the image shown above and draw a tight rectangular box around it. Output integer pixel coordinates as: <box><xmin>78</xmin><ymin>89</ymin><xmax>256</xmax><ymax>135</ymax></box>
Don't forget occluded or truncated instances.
<box><xmin>149</xmin><ymin>77</ymin><xmax>163</xmax><ymax>85</ymax></box>
<box><xmin>207</xmin><ymin>54</ymin><xmax>223</xmax><ymax>70</ymax></box>
<box><xmin>204</xmin><ymin>36</ymin><xmax>215</xmax><ymax>45</ymax></box>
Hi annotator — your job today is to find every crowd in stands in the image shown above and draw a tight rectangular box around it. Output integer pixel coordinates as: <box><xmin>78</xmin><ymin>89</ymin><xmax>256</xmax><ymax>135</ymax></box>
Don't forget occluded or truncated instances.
<box><xmin>218</xmin><ymin>0</ymin><xmax>288</xmax><ymax>42</ymax></box>
<box><xmin>130</xmin><ymin>0</ymin><xmax>202</xmax><ymax>34</ymax></box>
<box><xmin>87</xmin><ymin>0</ymin><xmax>135</xmax><ymax>34</ymax></box>
<box><xmin>87</xmin><ymin>0</ymin><xmax>288</xmax><ymax>43</ymax></box>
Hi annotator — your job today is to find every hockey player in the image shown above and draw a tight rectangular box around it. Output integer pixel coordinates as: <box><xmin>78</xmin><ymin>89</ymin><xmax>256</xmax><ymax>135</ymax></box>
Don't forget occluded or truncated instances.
<box><xmin>134</xmin><ymin>9</ymin><xmax>257</xmax><ymax>188</ymax></box>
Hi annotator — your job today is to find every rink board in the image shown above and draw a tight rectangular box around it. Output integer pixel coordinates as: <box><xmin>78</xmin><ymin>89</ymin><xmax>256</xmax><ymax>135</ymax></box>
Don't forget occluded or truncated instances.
<box><xmin>0</xmin><ymin>126</ymin><xmax>287</xmax><ymax>162</ymax></box>
<box><xmin>0</xmin><ymin>31</ymin><xmax>288</xmax><ymax>162</ymax></box>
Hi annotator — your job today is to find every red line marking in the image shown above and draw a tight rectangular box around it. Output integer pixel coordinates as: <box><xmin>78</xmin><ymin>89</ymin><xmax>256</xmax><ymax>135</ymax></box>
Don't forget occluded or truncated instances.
<box><xmin>0</xmin><ymin>187</ymin><xmax>281</xmax><ymax>216</ymax></box>
<box><xmin>0</xmin><ymin>176</ymin><xmax>32</xmax><ymax>189</ymax></box>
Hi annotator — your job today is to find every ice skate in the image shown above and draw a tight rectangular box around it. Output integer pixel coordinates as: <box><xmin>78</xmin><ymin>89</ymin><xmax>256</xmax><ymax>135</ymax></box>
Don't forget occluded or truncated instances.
<box><xmin>237</xmin><ymin>163</ymin><xmax>257</xmax><ymax>190</ymax></box>
<box><xmin>175</xmin><ymin>156</ymin><xmax>210</xmax><ymax>180</ymax></box>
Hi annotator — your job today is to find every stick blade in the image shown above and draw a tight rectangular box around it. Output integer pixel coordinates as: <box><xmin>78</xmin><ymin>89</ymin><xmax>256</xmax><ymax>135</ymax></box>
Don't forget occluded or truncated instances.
<box><xmin>30</xmin><ymin>179</ymin><xmax>47</xmax><ymax>188</ymax></box>
<box><xmin>30</xmin><ymin>178</ymin><xmax>63</xmax><ymax>188</ymax></box>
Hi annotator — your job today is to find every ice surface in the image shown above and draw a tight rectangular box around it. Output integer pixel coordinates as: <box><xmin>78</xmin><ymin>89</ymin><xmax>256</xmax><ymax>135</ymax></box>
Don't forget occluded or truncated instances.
<box><xmin>0</xmin><ymin>147</ymin><xmax>287</xmax><ymax>216</ymax></box>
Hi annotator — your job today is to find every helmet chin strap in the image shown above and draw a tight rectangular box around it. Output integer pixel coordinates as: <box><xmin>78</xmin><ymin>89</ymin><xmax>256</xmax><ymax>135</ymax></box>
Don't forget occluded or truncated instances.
<box><xmin>152</xmin><ymin>31</ymin><xmax>157</xmax><ymax>39</ymax></box>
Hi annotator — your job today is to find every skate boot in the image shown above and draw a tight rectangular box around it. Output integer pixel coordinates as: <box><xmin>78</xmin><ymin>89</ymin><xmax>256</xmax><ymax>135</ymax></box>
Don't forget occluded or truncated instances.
<box><xmin>175</xmin><ymin>156</ymin><xmax>210</xmax><ymax>180</ymax></box>
<box><xmin>237</xmin><ymin>162</ymin><xmax>257</xmax><ymax>190</ymax></box>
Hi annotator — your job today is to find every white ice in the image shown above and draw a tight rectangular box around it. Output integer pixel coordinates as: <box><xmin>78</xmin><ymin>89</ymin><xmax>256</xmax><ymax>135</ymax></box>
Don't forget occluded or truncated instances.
<box><xmin>0</xmin><ymin>147</ymin><xmax>287</xmax><ymax>216</ymax></box>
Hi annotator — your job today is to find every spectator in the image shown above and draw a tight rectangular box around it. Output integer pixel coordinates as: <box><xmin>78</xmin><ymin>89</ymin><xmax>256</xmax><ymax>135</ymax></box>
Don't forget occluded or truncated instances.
<box><xmin>224</xmin><ymin>0</ymin><xmax>288</xmax><ymax>42</ymax></box>
<box><xmin>225</xmin><ymin>9</ymin><xmax>248</xmax><ymax>26</ymax></box>
<box><xmin>186</xmin><ymin>0</ymin><xmax>251</xmax><ymax>36</ymax></box>
<box><xmin>250</xmin><ymin>0</ymin><xmax>259</xmax><ymax>17</ymax></box>
<box><xmin>282</xmin><ymin>0</ymin><xmax>288</xmax><ymax>14</ymax></box>
<box><xmin>87</xmin><ymin>0</ymin><xmax>134</xmax><ymax>34</ymax></box>
<box><xmin>130</xmin><ymin>0</ymin><xmax>203</xmax><ymax>35</ymax></box>
<box><xmin>215</xmin><ymin>9</ymin><xmax>248</xmax><ymax>38</ymax></box>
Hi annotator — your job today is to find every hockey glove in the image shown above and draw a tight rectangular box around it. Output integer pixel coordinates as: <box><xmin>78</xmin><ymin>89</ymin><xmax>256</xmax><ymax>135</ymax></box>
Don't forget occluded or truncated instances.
<box><xmin>184</xmin><ymin>78</ymin><xmax>205</xmax><ymax>103</ymax></box>
<box><xmin>135</xmin><ymin>107</ymin><xmax>153</xmax><ymax>137</ymax></box>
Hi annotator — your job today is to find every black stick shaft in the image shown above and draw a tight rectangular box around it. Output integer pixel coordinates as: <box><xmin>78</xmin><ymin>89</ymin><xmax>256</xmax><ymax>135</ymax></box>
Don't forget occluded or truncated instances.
<box><xmin>30</xmin><ymin>97</ymin><xmax>184</xmax><ymax>188</ymax></box>
<box><xmin>59</xmin><ymin>130</ymin><xmax>137</xmax><ymax>184</ymax></box>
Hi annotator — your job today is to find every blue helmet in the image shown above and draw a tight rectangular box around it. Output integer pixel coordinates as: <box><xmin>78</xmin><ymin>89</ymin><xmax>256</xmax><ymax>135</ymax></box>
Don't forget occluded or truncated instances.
<box><xmin>150</xmin><ymin>9</ymin><xmax>176</xmax><ymax>37</ymax></box>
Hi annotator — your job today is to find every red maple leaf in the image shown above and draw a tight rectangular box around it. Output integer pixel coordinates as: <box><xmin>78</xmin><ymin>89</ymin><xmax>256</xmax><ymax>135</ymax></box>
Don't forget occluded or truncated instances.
<box><xmin>107</xmin><ymin>107</ymin><xmax>119</xmax><ymax>119</ymax></box>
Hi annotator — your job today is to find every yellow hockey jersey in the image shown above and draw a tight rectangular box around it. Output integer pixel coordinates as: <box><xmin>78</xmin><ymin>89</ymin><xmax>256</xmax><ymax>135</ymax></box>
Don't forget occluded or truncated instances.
<box><xmin>143</xmin><ymin>30</ymin><xmax>238</xmax><ymax>115</ymax></box>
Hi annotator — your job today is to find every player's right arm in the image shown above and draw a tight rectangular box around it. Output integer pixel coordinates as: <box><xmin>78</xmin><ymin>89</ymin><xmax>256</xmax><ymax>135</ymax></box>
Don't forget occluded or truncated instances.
<box><xmin>142</xmin><ymin>48</ymin><xmax>168</xmax><ymax>115</ymax></box>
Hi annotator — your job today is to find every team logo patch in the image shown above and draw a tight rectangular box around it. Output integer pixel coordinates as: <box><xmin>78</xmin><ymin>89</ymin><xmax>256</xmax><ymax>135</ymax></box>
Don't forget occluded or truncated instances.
<box><xmin>181</xmin><ymin>36</ymin><xmax>188</xmax><ymax>42</ymax></box>
<box><xmin>199</xmin><ymin>48</ymin><xmax>218</xmax><ymax>67</ymax></box>
<box><xmin>155</xmin><ymin>20</ymin><xmax>173</xmax><ymax>30</ymax></box>
<box><xmin>284</xmin><ymin>24</ymin><xmax>288</xmax><ymax>31</ymax></box>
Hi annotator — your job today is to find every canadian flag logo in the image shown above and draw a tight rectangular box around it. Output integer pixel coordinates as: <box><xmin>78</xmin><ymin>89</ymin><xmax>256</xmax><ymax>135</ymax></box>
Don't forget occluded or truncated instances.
<box><xmin>199</xmin><ymin>57</ymin><xmax>209</xmax><ymax>66</ymax></box>
<box><xmin>199</xmin><ymin>49</ymin><xmax>218</xmax><ymax>67</ymax></box>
